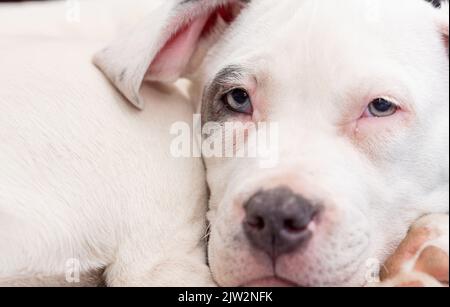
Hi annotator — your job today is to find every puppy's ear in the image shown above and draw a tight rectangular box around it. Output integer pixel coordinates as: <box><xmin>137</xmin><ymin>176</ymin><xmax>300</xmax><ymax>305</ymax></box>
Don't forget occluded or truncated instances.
<box><xmin>94</xmin><ymin>0</ymin><xmax>249</xmax><ymax>109</ymax></box>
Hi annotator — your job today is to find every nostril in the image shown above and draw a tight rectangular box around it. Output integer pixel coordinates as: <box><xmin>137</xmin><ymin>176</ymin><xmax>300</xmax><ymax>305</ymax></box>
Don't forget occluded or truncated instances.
<box><xmin>243</xmin><ymin>187</ymin><xmax>321</xmax><ymax>257</ymax></box>
<box><xmin>283</xmin><ymin>219</ymin><xmax>308</xmax><ymax>233</ymax></box>
<box><xmin>246</xmin><ymin>215</ymin><xmax>265</xmax><ymax>230</ymax></box>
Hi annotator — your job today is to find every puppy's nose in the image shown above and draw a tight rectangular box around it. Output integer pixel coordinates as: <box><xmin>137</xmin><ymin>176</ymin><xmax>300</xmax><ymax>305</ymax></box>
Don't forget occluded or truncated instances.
<box><xmin>243</xmin><ymin>187</ymin><xmax>320</xmax><ymax>257</ymax></box>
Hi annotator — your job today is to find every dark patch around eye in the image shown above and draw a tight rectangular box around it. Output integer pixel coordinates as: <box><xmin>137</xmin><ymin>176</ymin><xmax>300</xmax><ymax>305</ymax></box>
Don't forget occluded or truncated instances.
<box><xmin>119</xmin><ymin>69</ymin><xmax>127</xmax><ymax>82</ymax></box>
<box><xmin>201</xmin><ymin>65</ymin><xmax>248</xmax><ymax>125</ymax></box>
<box><xmin>425</xmin><ymin>0</ymin><xmax>442</xmax><ymax>8</ymax></box>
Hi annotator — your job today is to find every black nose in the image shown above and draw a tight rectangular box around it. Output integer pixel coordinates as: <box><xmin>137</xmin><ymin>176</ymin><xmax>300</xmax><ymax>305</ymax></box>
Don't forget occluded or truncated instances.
<box><xmin>243</xmin><ymin>187</ymin><xmax>320</xmax><ymax>257</ymax></box>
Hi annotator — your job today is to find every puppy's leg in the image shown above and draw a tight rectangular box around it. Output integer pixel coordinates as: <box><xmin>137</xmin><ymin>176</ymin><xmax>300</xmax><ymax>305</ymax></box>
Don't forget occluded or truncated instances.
<box><xmin>105</xmin><ymin>245</ymin><xmax>215</xmax><ymax>287</ymax></box>
<box><xmin>380</xmin><ymin>214</ymin><xmax>449</xmax><ymax>287</ymax></box>
<box><xmin>106</xmin><ymin>259</ymin><xmax>215</xmax><ymax>287</ymax></box>
<box><xmin>103</xmin><ymin>219</ymin><xmax>215</xmax><ymax>287</ymax></box>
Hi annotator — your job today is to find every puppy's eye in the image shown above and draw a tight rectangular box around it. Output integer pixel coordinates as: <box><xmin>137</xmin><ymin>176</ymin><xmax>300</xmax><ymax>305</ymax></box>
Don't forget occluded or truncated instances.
<box><xmin>222</xmin><ymin>88</ymin><xmax>253</xmax><ymax>115</ymax></box>
<box><xmin>365</xmin><ymin>98</ymin><xmax>398</xmax><ymax>117</ymax></box>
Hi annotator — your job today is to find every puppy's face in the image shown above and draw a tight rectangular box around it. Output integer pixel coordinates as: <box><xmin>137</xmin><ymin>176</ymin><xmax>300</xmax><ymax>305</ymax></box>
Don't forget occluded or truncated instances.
<box><xmin>200</xmin><ymin>0</ymin><xmax>449</xmax><ymax>286</ymax></box>
<box><xmin>95</xmin><ymin>0</ymin><xmax>449</xmax><ymax>286</ymax></box>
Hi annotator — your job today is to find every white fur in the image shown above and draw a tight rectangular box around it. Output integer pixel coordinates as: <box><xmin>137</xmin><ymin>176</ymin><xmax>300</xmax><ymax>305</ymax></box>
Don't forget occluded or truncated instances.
<box><xmin>0</xmin><ymin>0</ymin><xmax>212</xmax><ymax>286</ymax></box>
<box><xmin>94</xmin><ymin>0</ymin><xmax>449</xmax><ymax>286</ymax></box>
<box><xmin>205</xmin><ymin>0</ymin><xmax>449</xmax><ymax>287</ymax></box>
<box><xmin>1</xmin><ymin>0</ymin><xmax>448</xmax><ymax>287</ymax></box>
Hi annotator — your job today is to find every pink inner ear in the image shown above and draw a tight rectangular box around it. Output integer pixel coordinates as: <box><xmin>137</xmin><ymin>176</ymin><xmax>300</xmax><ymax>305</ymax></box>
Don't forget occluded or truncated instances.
<box><xmin>442</xmin><ymin>31</ymin><xmax>449</xmax><ymax>55</ymax></box>
<box><xmin>148</xmin><ymin>14</ymin><xmax>210</xmax><ymax>82</ymax></box>
<box><xmin>148</xmin><ymin>3</ymin><xmax>239</xmax><ymax>83</ymax></box>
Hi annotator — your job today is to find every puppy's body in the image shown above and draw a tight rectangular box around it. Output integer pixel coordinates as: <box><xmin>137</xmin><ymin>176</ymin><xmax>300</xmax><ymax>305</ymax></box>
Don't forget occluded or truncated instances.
<box><xmin>1</xmin><ymin>0</ymin><xmax>448</xmax><ymax>287</ymax></box>
<box><xmin>96</xmin><ymin>0</ymin><xmax>449</xmax><ymax>286</ymax></box>
<box><xmin>0</xmin><ymin>1</ymin><xmax>211</xmax><ymax>286</ymax></box>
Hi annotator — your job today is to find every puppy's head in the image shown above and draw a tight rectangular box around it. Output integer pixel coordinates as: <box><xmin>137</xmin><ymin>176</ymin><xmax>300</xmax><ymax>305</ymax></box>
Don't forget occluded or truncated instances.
<box><xmin>95</xmin><ymin>0</ymin><xmax>449</xmax><ymax>286</ymax></box>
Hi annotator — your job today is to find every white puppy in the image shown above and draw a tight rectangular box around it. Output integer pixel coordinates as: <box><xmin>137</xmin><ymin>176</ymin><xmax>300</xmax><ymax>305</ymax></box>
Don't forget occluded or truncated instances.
<box><xmin>0</xmin><ymin>0</ymin><xmax>212</xmax><ymax>287</ymax></box>
<box><xmin>95</xmin><ymin>0</ymin><xmax>449</xmax><ymax>286</ymax></box>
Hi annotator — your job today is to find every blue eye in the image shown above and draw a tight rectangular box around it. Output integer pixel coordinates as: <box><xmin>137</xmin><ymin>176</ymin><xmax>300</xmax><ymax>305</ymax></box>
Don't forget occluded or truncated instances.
<box><xmin>367</xmin><ymin>98</ymin><xmax>398</xmax><ymax>117</ymax></box>
<box><xmin>222</xmin><ymin>88</ymin><xmax>253</xmax><ymax>115</ymax></box>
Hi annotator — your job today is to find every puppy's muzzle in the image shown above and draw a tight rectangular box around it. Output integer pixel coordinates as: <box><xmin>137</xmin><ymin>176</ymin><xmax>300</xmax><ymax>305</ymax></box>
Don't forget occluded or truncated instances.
<box><xmin>243</xmin><ymin>187</ymin><xmax>321</xmax><ymax>258</ymax></box>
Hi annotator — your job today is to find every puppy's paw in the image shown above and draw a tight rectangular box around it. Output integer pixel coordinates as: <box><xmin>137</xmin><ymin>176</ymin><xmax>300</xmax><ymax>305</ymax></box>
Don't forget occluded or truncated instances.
<box><xmin>380</xmin><ymin>214</ymin><xmax>449</xmax><ymax>287</ymax></box>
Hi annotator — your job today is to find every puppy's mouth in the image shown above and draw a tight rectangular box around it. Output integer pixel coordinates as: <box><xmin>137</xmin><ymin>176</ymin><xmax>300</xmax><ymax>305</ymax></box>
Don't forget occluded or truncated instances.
<box><xmin>241</xmin><ymin>276</ymin><xmax>299</xmax><ymax>287</ymax></box>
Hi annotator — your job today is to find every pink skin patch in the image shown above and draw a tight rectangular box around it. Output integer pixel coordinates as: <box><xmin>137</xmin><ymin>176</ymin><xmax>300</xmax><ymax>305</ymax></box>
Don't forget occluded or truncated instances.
<box><xmin>354</xmin><ymin>100</ymin><xmax>411</xmax><ymax>139</ymax></box>
<box><xmin>150</xmin><ymin>14</ymin><xmax>210</xmax><ymax>82</ymax></box>
<box><xmin>149</xmin><ymin>3</ymin><xmax>240</xmax><ymax>82</ymax></box>
<box><xmin>202</xmin><ymin>3</ymin><xmax>238</xmax><ymax>36</ymax></box>
<box><xmin>340</xmin><ymin>92</ymin><xmax>413</xmax><ymax>142</ymax></box>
